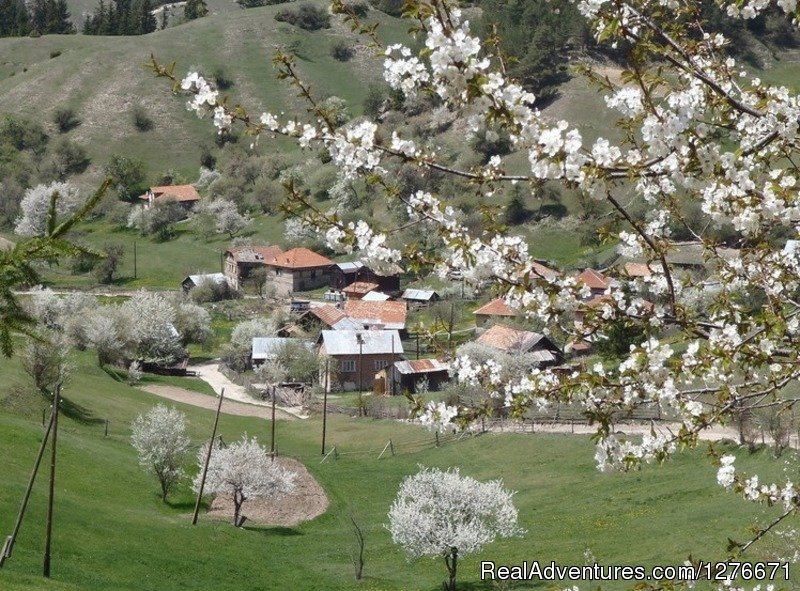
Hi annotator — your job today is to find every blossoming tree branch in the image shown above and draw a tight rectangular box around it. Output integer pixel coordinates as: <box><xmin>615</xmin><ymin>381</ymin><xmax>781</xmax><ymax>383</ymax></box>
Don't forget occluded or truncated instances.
<box><xmin>150</xmin><ymin>0</ymin><xmax>800</xmax><ymax>564</ymax></box>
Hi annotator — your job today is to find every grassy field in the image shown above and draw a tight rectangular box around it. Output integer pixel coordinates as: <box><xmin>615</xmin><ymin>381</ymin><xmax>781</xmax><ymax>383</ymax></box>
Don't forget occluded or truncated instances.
<box><xmin>0</xmin><ymin>347</ymin><xmax>793</xmax><ymax>591</ymax></box>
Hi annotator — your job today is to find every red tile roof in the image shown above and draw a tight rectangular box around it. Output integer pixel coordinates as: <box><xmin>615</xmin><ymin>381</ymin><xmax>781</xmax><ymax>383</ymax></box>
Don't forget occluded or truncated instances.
<box><xmin>344</xmin><ymin>300</ymin><xmax>407</xmax><ymax>328</ymax></box>
<box><xmin>138</xmin><ymin>185</ymin><xmax>201</xmax><ymax>203</ymax></box>
<box><xmin>575</xmin><ymin>268</ymin><xmax>610</xmax><ymax>290</ymax></box>
<box><xmin>476</xmin><ymin>324</ymin><xmax>546</xmax><ymax>353</ymax></box>
<box><xmin>343</xmin><ymin>282</ymin><xmax>380</xmax><ymax>296</ymax></box>
<box><xmin>310</xmin><ymin>305</ymin><xmax>347</xmax><ymax>327</ymax></box>
<box><xmin>265</xmin><ymin>248</ymin><xmax>334</xmax><ymax>269</ymax></box>
<box><xmin>474</xmin><ymin>298</ymin><xmax>516</xmax><ymax>317</ymax></box>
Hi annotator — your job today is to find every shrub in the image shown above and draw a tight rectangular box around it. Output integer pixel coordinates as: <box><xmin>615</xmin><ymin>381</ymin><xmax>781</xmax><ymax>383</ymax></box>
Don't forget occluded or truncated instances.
<box><xmin>330</xmin><ymin>39</ymin><xmax>355</xmax><ymax>61</ymax></box>
<box><xmin>190</xmin><ymin>280</ymin><xmax>240</xmax><ymax>303</ymax></box>
<box><xmin>94</xmin><ymin>243</ymin><xmax>125</xmax><ymax>284</ymax></box>
<box><xmin>49</xmin><ymin>50</ymin><xmax>62</xmax><ymax>58</ymax></box>
<box><xmin>343</xmin><ymin>1</ymin><xmax>369</xmax><ymax>16</ymax></box>
<box><xmin>53</xmin><ymin>108</ymin><xmax>80</xmax><ymax>133</ymax></box>
<box><xmin>368</xmin><ymin>0</ymin><xmax>402</xmax><ymax>16</ymax></box>
<box><xmin>275</xmin><ymin>3</ymin><xmax>330</xmax><ymax>30</ymax></box>
<box><xmin>132</xmin><ymin>105</ymin><xmax>154</xmax><ymax>132</ymax></box>
<box><xmin>212</xmin><ymin>66</ymin><xmax>234</xmax><ymax>90</ymax></box>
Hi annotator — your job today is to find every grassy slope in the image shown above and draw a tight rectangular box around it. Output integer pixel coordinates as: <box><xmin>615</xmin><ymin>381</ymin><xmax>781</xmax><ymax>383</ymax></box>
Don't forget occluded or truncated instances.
<box><xmin>0</xmin><ymin>349</ymin><xmax>791</xmax><ymax>591</ymax></box>
<box><xmin>0</xmin><ymin>1</ymin><xmax>402</xmax><ymax>189</ymax></box>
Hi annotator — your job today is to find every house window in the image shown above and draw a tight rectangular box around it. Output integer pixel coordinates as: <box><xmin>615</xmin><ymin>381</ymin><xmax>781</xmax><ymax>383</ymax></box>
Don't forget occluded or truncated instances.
<box><xmin>341</xmin><ymin>360</ymin><xmax>356</xmax><ymax>373</ymax></box>
<box><xmin>374</xmin><ymin>360</ymin><xmax>390</xmax><ymax>371</ymax></box>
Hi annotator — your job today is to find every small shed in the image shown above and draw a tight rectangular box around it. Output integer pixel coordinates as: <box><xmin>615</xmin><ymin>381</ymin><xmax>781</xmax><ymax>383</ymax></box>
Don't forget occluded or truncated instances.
<box><xmin>378</xmin><ymin>359</ymin><xmax>451</xmax><ymax>395</ymax></box>
<box><xmin>181</xmin><ymin>272</ymin><xmax>229</xmax><ymax>292</ymax></box>
<box><xmin>401</xmin><ymin>289</ymin><xmax>440</xmax><ymax>307</ymax></box>
<box><xmin>362</xmin><ymin>291</ymin><xmax>391</xmax><ymax>302</ymax></box>
<box><xmin>343</xmin><ymin>281</ymin><xmax>380</xmax><ymax>300</ymax></box>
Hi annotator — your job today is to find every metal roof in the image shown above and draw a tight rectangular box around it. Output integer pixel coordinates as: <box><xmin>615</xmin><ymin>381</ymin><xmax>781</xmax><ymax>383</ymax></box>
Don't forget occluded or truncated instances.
<box><xmin>320</xmin><ymin>330</ymin><xmax>404</xmax><ymax>356</ymax></box>
<box><xmin>393</xmin><ymin>359</ymin><xmax>450</xmax><ymax>375</ymax></box>
<box><xmin>402</xmin><ymin>289</ymin><xmax>438</xmax><ymax>301</ymax></box>
<box><xmin>336</xmin><ymin>261</ymin><xmax>365</xmax><ymax>272</ymax></box>
<box><xmin>362</xmin><ymin>291</ymin><xmax>391</xmax><ymax>302</ymax></box>
<box><xmin>186</xmin><ymin>273</ymin><xmax>228</xmax><ymax>286</ymax></box>
<box><xmin>251</xmin><ymin>338</ymin><xmax>312</xmax><ymax>360</ymax></box>
<box><xmin>476</xmin><ymin>324</ymin><xmax>548</xmax><ymax>353</ymax></box>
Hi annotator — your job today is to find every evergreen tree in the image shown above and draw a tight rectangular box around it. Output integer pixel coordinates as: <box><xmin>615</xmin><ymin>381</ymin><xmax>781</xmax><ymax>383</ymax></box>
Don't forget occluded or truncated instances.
<box><xmin>159</xmin><ymin>6</ymin><xmax>167</xmax><ymax>29</ymax></box>
<box><xmin>184</xmin><ymin>0</ymin><xmax>208</xmax><ymax>21</ymax></box>
<box><xmin>0</xmin><ymin>0</ymin><xmax>31</xmax><ymax>37</ymax></box>
<box><xmin>139</xmin><ymin>0</ymin><xmax>156</xmax><ymax>33</ymax></box>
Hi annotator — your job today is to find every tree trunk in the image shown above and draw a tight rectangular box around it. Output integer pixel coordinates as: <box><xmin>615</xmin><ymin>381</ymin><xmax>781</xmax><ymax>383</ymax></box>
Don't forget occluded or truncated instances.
<box><xmin>233</xmin><ymin>490</ymin><xmax>244</xmax><ymax>527</ymax></box>
<box><xmin>443</xmin><ymin>546</ymin><xmax>458</xmax><ymax>591</ymax></box>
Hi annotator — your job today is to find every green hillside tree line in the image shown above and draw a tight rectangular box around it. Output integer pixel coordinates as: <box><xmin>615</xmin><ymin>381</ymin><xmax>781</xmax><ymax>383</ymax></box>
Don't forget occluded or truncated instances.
<box><xmin>83</xmin><ymin>0</ymin><xmax>159</xmax><ymax>35</ymax></box>
<box><xmin>0</xmin><ymin>0</ymin><xmax>74</xmax><ymax>37</ymax></box>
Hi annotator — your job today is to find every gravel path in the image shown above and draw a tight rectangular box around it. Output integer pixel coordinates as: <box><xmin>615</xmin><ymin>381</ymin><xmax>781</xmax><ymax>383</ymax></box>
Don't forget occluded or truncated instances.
<box><xmin>139</xmin><ymin>385</ymin><xmax>297</xmax><ymax>420</ymax></box>
<box><xmin>187</xmin><ymin>361</ymin><xmax>309</xmax><ymax>419</ymax></box>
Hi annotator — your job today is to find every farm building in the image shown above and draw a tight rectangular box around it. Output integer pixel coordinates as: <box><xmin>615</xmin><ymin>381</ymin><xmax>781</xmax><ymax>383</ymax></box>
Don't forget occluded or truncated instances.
<box><xmin>329</xmin><ymin>261</ymin><xmax>403</xmax><ymax>294</ymax></box>
<box><xmin>138</xmin><ymin>185</ymin><xmax>201</xmax><ymax>210</ymax></box>
<box><xmin>575</xmin><ymin>269</ymin><xmax>613</xmax><ymax>299</ymax></box>
<box><xmin>362</xmin><ymin>291</ymin><xmax>392</xmax><ymax>302</ymax></box>
<box><xmin>376</xmin><ymin>359</ymin><xmax>451</xmax><ymax>395</ymax></box>
<box><xmin>224</xmin><ymin>245</ymin><xmax>283</xmax><ymax>290</ymax></box>
<box><xmin>532</xmin><ymin>261</ymin><xmax>560</xmax><ymax>280</ymax></box>
<box><xmin>401</xmin><ymin>289</ymin><xmax>440</xmax><ymax>307</ymax></box>
<box><xmin>181</xmin><ymin>273</ymin><xmax>230</xmax><ymax>292</ymax></box>
<box><xmin>318</xmin><ymin>330</ymin><xmax>404</xmax><ymax>392</ymax></box>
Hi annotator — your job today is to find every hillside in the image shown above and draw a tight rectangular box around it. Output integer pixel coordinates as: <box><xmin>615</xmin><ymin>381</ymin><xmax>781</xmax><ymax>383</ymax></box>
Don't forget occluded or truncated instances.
<box><xmin>0</xmin><ymin>1</ymin><xmax>407</xmax><ymax>190</ymax></box>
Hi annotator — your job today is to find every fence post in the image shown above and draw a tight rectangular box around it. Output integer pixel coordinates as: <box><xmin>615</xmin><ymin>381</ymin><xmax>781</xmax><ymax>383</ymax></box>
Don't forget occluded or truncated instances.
<box><xmin>390</xmin><ymin>439</ymin><xmax>394</xmax><ymax>456</ymax></box>
<box><xmin>435</xmin><ymin>431</ymin><xmax>440</xmax><ymax>447</ymax></box>
<box><xmin>104</xmin><ymin>419</ymin><xmax>109</xmax><ymax>438</ymax></box>
<box><xmin>571</xmin><ymin>419</ymin><xmax>574</xmax><ymax>434</ymax></box>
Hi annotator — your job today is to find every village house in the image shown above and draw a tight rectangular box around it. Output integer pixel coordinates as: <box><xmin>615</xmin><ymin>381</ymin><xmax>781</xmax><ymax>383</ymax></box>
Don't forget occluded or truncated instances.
<box><xmin>181</xmin><ymin>272</ymin><xmax>230</xmax><ymax>292</ymax></box>
<box><xmin>263</xmin><ymin>248</ymin><xmax>334</xmax><ymax>297</ymax></box>
<box><xmin>476</xmin><ymin>323</ymin><xmax>562</xmax><ymax>366</ymax></box>
<box><xmin>318</xmin><ymin>330</ymin><xmax>404</xmax><ymax>392</ymax></box>
<box><xmin>362</xmin><ymin>291</ymin><xmax>392</xmax><ymax>302</ymax></box>
<box><xmin>532</xmin><ymin>261</ymin><xmax>561</xmax><ymax>280</ymax></box>
<box><xmin>575</xmin><ymin>268</ymin><xmax>613</xmax><ymax>299</ymax></box>
<box><xmin>375</xmin><ymin>359</ymin><xmax>451</xmax><ymax>396</ymax></box>
<box><xmin>138</xmin><ymin>185</ymin><xmax>201</xmax><ymax>210</ymax></box>
<box><xmin>473</xmin><ymin>297</ymin><xmax>517</xmax><ymax>328</ymax></box>
<box><xmin>224</xmin><ymin>245</ymin><xmax>283</xmax><ymax>291</ymax></box>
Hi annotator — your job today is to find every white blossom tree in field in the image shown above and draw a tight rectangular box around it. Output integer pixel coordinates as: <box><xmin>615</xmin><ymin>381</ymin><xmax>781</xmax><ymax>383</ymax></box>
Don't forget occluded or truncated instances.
<box><xmin>193</xmin><ymin>198</ymin><xmax>250</xmax><ymax>238</ymax></box>
<box><xmin>153</xmin><ymin>0</ymin><xmax>800</xmax><ymax>567</ymax></box>
<box><xmin>131</xmin><ymin>404</ymin><xmax>191</xmax><ymax>502</ymax></box>
<box><xmin>194</xmin><ymin>435</ymin><xmax>295</xmax><ymax>526</ymax></box>
<box><xmin>14</xmin><ymin>182</ymin><xmax>83</xmax><ymax>237</ymax></box>
<box><xmin>387</xmin><ymin>466</ymin><xmax>522</xmax><ymax>591</ymax></box>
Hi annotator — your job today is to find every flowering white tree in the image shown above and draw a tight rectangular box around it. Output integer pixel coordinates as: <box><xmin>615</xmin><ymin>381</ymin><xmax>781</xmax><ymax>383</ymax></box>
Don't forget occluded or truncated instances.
<box><xmin>131</xmin><ymin>404</ymin><xmax>191</xmax><ymax>501</ymax></box>
<box><xmin>122</xmin><ymin>290</ymin><xmax>185</xmax><ymax>364</ymax></box>
<box><xmin>194</xmin><ymin>435</ymin><xmax>295</xmax><ymax>526</ymax></box>
<box><xmin>14</xmin><ymin>182</ymin><xmax>83</xmax><ymax>237</ymax></box>
<box><xmin>153</xmin><ymin>0</ymin><xmax>800</xmax><ymax>568</ymax></box>
<box><xmin>198</xmin><ymin>198</ymin><xmax>250</xmax><ymax>238</ymax></box>
<box><xmin>387</xmin><ymin>466</ymin><xmax>522</xmax><ymax>591</ymax></box>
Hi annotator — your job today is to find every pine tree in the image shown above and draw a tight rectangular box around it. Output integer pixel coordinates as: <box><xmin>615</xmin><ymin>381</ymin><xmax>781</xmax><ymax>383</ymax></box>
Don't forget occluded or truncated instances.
<box><xmin>0</xmin><ymin>0</ymin><xmax>31</xmax><ymax>37</ymax></box>
<box><xmin>159</xmin><ymin>6</ymin><xmax>167</xmax><ymax>29</ymax></box>
<box><xmin>139</xmin><ymin>0</ymin><xmax>156</xmax><ymax>33</ymax></box>
<box><xmin>184</xmin><ymin>0</ymin><xmax>208</xmax><ymax>21</ymax></box>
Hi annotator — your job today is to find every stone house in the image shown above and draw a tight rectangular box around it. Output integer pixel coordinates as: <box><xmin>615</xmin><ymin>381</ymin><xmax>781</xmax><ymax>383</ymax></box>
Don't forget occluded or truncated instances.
<box><xmin>263</xmin><ymin>248</ymin><xmax>334</xmax><ymax>297</ymax></box>
<box><xmin>138</xmin><ymin>185</ymin><xmax>201</xmax><ymax>210</ymax></box>
<box><xmin>223</xmin><ymin>245</ymin><xmax>283</xmax><ymax>291</ymax></box>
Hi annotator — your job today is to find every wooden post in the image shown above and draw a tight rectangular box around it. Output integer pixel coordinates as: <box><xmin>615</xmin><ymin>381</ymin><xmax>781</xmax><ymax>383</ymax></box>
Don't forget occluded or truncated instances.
<box><xmin>133</xmin><ymin>241</ymin><xmax>137</xmax><ymax>280</ymax></box>
<box><xmin>435</xmin><ymin>431</ymin><xmax>440</xmax><ymax>447</ymax></box>
<box><xmin>321</xmin><ymin>360</ymin><xmax>329</xmax><ymax>456</ymax></box>
<box><xmin>192</xmin><ymin>388</ymin><xmax>225</xmax><ymax>525</ymax></box>
<box><xmin>390</xmin><ymin>439</ymin><xmax>394</xmax><ymax>456</ymax></box>
<box><xmin>270</xmin><ymin>385</ymin><xmax>276</xmax><ymax>462</ymax></box>
<box><xmin>42</xmin><ymin>408</ymin><xmax>45</xmax><ymax>428</ymax></box>
<box><xmin>104</xmin><ymin>419</ymin><xmax>109</xmax><ymax>438</ymax></box>
<box><xmin>0</xmin><ymin>411</ymin><xmax>55</xmax><ymax>568</ymax></box>
<box><xmin>43</xmin><ymin>385</ymin><xmax>60</xmax><ymax>578</ymax></box>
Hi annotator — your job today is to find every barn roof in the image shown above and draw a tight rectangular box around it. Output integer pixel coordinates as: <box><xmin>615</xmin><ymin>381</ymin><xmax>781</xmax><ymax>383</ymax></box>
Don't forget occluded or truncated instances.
<box><xmin>310</xmin><ymin>305</ymin><xmax>347</xmax><ymax>327</ymax></box>
<box><xmin>575</xmin><ymin>268</ymin><xmax>611</xmax><ymax>290</ymax></box>
<box><xmin>393</xmin><ymin>359</ymin><xmax>450</xmax><ymax>375</ymax></box>
<box><xmin>362</xmin><ymin>291</ymin><xmax>391</xmax><ymax>302</ymax></box>
<box><xmin>226</xmin><ymin>245</ymin><xmax>283</xmax><ymax>263</ymax></box>
<box><xmin>138</xmin><ymin>184</ymin><xmax>201</xmax><ymax>203</ymax></box>
<box><xmin>320</xmin><ymin>330</ymin><xmax>404</xmax><ymax>356</ymax></box>
<box><xmin>344</xmin><ymin>300</ymin><xmax>407</xmax><ymax>330</ymax></box>
<box><xmin>185</xmin><ymin>273</ymin><xmax>228</xmax><ymax>286</ymax></box>
<box><xmin>251</xmin><ymin>337</ymin><xmax>313</xmax><ymax>360</ymax></box>
<box><xmin>343</xmin><ymin>281</ymin><xmax>380</xmax><ymax>296</ymax></box>
<box><xmin>402</xmin><ymin>289</ymin><xmax>438</xmax><ymax>301</ymax></box>
<box><xmin>476</xmin><ymin>324</ymin><xmax>548</xmax><ymax>353</ymax></box>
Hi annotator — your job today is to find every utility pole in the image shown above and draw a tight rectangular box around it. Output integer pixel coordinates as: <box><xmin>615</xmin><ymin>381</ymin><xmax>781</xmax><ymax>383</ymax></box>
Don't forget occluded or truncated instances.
<box><xmin>1</xmin><ymin>411</ymin><xmax>55</xmax><ymax>568</ymax></box>
<box><xmin>192</xmin><ymin>388</ymin><xmax>224</xmax><ymax>525</ymax></box>
<box><xmin>270</xmin><ymin>385</ymin><xmax>276</xmax><ymax>461</ymax></box>
<box><xmin>133</xmin><ymin>241</ymin><xmax>137</xmax><ymax>280</ymax></box>
<box><xmin>321</xmin><ymin>360</ymin><xmax>329</xmax><ymax>455</ymax></box>
<box><xmin>43</xmin><ymin>384</ymin><xmax>61</xmax><ymax>578</ymax></box>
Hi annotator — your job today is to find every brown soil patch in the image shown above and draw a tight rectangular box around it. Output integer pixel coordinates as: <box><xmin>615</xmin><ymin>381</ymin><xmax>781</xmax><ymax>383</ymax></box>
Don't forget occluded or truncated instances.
<box><xmin>139</xmin><ymin>385</ymin><xmax>297</xmax><ymax>420</ymax></box>
<box><xmin>206</xmin><ymin>457</ymin><xmax>329</xmax><ymax>527</ymax></box>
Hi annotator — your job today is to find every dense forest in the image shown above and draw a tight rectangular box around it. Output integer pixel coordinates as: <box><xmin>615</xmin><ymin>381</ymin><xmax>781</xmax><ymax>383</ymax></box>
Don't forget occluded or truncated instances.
<box><xmin>0</xmin><ymin>0</ymin><xmax>74</xmax><ymax>37</ymax></box>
